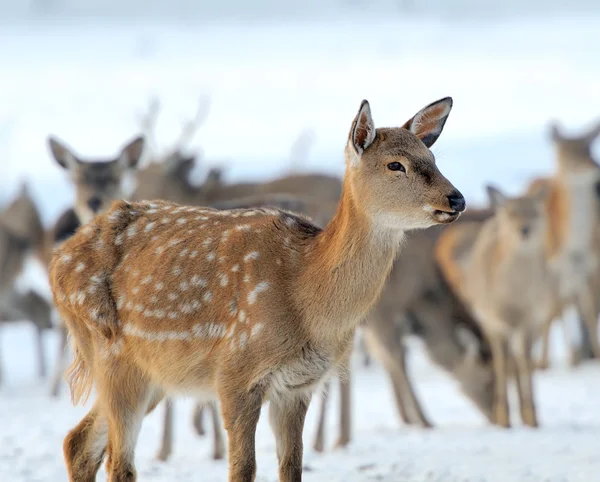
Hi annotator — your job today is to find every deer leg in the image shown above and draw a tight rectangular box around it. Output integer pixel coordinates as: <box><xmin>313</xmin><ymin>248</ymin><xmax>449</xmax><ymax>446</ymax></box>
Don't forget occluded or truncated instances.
<box><xmin>536</xmin><ymin>319</ymin><xmax>552</xmax><ymax>371</ymax></box>
<box><xmin>334</xmin><ymin>375</ymin><xmax>351</xmax><ymax>449</ymax></box>
<box><xmin>100</xmin><ymin>367</ymin><xmax>154</xmax><ymax>482</ymax></box>
<box><xmin>220</xmin><ymin>385</ymin><xmax>263</xmax><ymax>482</ymax></box>
<box><xmin>577</xmin><ymin>289</ymin><xmax>600</xmax><ymax>359</ymax></box>
<box><xmin>63</xmin><ymin>402</ymin><xmax>108</xmax><ymax>482</ymax></box>
<box><xmin>208</xmin><ymin>400</ymin><xmax>226</xmax><ymax>460</ymax></box>
<box><xmin>269</xmin><ymin>394</ymin><xmax>310</xmax><ymax>482</ymax></box>
<box><xmin>511</xmin><ymin>332</ymin><xmax>538</xmax><ymax>428</ymax></box>
<box><xmin>35</xmin><ymin>325</ymin><xmax>47</xmax><ymax>378</ymax></box>
<box><xmin>192</xmin><ymin>402</ymin><xmax>206</xmax><ymax>436</ymax></box>
<box><xmin>312</xmin><ymin>381</ymin><xmax>329</xmax><ymax>453</ymax></box>
<box><xmin>50</xmin><ymin>325</ymin><xmax>68</xmax><ymax>397</ymax></box>
<box><xmin>489</xmin><ymin>335</ymin><xmax>510</xmax><ymax>428</ymax></box>
<box><xmin>155</xmin><ymin>398</ymin><xmax>174</xmax><ymax>462</ymax></box>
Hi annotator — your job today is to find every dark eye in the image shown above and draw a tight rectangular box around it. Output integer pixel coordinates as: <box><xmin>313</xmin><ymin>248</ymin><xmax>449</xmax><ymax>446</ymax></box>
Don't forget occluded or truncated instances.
<box><xmin>387</xmin><ymin>162</ymin><xmax>405</xmax><ymax>172</ymax></box>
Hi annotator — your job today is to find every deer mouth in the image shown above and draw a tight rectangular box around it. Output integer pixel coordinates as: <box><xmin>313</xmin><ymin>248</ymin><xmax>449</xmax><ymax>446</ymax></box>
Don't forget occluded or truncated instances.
<box><xmin>432</xmin><ymin>209</ymin><xmax>461</xmax><ymax>224</ymax></box>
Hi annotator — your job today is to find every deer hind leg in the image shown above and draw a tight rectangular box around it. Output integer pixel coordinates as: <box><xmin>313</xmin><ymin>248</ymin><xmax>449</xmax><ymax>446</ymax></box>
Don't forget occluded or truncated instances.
<box><xmin>220</xmin><ymin>384</ymin><xmax>263</xmax><ymax>482</ymax></box>
<box><xmin>577</xmin><ymin>288</ymin><xmax>600</xmax><ymax>359</ymax></box>
<box><xmin>269</xmin><ymin>394</ymin><xmax>310</xmax><ymax>482</ymax></box>
<box><xmin>511</xmin><ymin>331</ymin><xmax>538</xmax><ymax>428</ymax></box>
<box><xmin>489</xmin><ymin>334</ymin><xmax>510</xmax><ymax>428</ymax></box>
<box><xmin>50</xmin><ymin>325</ymin><xmax>69</xmax><ymax>397</ymax></box>
<box><xmin>536</xmin><ymin>318</ymin><xmax>553</xmax><ymax>371</ymax></box>
<box><xmin>208</xmin><ymin>400</ymin><xmax>226</xmax><ymax>460</ymax></box>
<box><xmin>63</xmin><ymin>402</ymin><xmax>109</xmax><ymax>482</ymax></box>
<box><xmin>192</xmin><ymin>402</ymin><xmax>206</xmax><ymax>435</ymax></box>
<box><xmin>97</xmin><ymin>363</ymin><xmax>155</xmax><ymax>482</ymax></box>
<box><xmin>155</xmin><ymin>398</ymin><xmax>174</xmax><ymax>462</ymax></box>
<box><xmin>312</xmin><ymin>381</ymin><xmax>329</xmax><ymax>453</ymax></box>
<box><xmin>334</xmin><ymin>375</ymin><xmax>352</xmax><ymax>449</ymax></box>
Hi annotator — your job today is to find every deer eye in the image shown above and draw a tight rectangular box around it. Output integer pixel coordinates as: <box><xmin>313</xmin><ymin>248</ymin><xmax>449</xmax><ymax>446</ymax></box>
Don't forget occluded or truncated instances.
<box><xmin>387</xmin><ymin>162</ymin><xmax>405</xmax><ymax>172</ymax></box>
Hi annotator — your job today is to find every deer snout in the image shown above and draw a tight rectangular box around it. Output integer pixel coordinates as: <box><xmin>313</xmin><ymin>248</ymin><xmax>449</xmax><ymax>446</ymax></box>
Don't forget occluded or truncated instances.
<box><xmin>447</xmin><ymin>191</ymin><xmax>466</xmax><ymax>213</ymax></box>
<box><xmin>520</xmin><ymin>226</ymin><xmax>531</xmax><ymax>238</ymax></box>
<box><xmin>87</xmin><ymin>197</ymin><xmax>102</xmax><ymax>213</ymax></box>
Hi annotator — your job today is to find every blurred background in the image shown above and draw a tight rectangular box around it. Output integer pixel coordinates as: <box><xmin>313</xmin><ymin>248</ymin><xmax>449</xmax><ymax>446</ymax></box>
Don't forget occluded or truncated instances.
<box><xmin>1</xmin><ymin>2</ymin><xmax>600</xmax><ymax>481</ymax></box>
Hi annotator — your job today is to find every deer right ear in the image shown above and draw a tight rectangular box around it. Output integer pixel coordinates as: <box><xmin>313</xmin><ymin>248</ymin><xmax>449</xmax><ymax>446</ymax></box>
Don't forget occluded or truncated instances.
<box><xmin>47</xmin><ymin>136</ymin><xmax>78</xmax><ymax>171</ymax></box>
<box><xmin>349</xmin><ymin>100</ymin><xmax>376</xmax><ymax>162</ymax></box>
<box><xmin>485</xmin><ymin>185</ymin><xmax>507</xmax><ymax>210</ymax></box>
<box><xmin>549</xmin><ymin>121</ymin><xmax>564</xmax><ymax>143</ymax></box>
<box><xmin>117</xmin><ymin>136</ymin><xmax>145</xmax><ymax>169</ymax></box>
<box><xmin>402</xmin><ymin>97</ymin><xmax>453</xmax><ymax>148</ymax></box>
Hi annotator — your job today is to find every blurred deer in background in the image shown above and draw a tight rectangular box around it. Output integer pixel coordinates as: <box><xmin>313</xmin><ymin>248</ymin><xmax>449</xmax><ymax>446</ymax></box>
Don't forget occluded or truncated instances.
<box><xmin>0</xmin><ymin>183</ymin><xmax>52</xmax><ymax>385</ymax></box>
<box><xmin>437</xmin><ymin>185</ymin><xmax>552</xmax><ymax>428</ymax></box>
<box><xmin>528</xmin><ymin>122</ymin><xmax>600</xmax><ymax>370</ymax></box>
<box><xmin>46</xmin><ymin>134</ymin><xmax>146</xmax><ymax>397</ymax></box>
<box><xmin>50</xmin><ymin>97</ymin><xmax>466</xmax><ymax>482</ymax></box>
<box><xmin>313</xmin><ymin>207</ymin><xmax>495</xmax><ymax>452</ymax></box>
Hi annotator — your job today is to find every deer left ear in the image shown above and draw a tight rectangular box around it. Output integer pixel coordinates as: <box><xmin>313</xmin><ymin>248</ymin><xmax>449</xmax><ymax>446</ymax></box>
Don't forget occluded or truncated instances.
<box><xmin>402</xmin><ymin>97</ymin><xmax>453</xmax><ymax>148</ymax></box>
<box><xmin>117</xmin><ymin>135</ymin><xmax>146</xmax><ymax>169</ymax></box>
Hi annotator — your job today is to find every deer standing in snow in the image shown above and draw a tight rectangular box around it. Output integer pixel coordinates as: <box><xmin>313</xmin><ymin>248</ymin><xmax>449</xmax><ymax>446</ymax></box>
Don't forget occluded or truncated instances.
<box><xmin>50</xmin><ymin>97</ymin><xmax>465</xmax><ymax>481</ymax></box>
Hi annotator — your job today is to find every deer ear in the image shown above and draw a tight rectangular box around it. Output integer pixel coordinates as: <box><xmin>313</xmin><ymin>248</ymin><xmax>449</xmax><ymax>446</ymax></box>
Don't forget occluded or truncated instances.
<box><xmin>349</xmin><ymin>100</ymin><xmax>376</xmax><ymax>158</ymax></box>
<box><xmin>117</xmin><ymin>136</ymin><xmax>145</xmax><ymax>169</ymax></box>
<box><xmin>485</xmin><ymin>185</ymin><xmax>507</xmax><ymax>210</ymax></box>
<box><xmin>402</xmin><ymin>97</ymin><xmax>453</xmax><ymax>148</ymax></box>
<box><xmin>583</xmin><ymin>120</ymin><xmax>600</xmax><ymax>144</ymax></box>
<box><xmin>549</xmin><ymin>121</ymin><xmax>564</xmax><ymax>143</ymax></box>
<box><xmin>48</xmin><ymin>136</ymin><xmax>78</xmax><ymax>170</ymax></box>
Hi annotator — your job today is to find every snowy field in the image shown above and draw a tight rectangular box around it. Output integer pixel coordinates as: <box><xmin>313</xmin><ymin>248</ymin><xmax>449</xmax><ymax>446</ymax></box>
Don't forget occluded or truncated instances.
<box><xmin>1</xmin><ymin>5</ymin><xmax>600</xmax><ymax>482</ymax></box>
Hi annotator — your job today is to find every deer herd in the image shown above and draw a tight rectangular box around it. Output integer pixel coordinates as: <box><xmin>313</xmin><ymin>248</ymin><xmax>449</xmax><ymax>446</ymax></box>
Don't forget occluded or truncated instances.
<box><xmin>0</xmin><ymin>95</ymin><xmax>599</xmax><ymax>481</ymax></box>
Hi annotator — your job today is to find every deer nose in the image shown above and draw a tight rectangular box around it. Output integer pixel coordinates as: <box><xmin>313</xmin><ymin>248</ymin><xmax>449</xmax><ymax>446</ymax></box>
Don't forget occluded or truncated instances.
<box><xmin>447</xmin><ymin>191</ymin><xmax>466</xmax><ymax>213</ymax></box>
<box><xmin>521</xmin><ymin>226</ymin><xmax>530</xmax><ymax>238</ymax></box>
<box><xmin>87</xmin><ymin>197</ymin><xmax>102</xmax><ymax>213</ymax></box>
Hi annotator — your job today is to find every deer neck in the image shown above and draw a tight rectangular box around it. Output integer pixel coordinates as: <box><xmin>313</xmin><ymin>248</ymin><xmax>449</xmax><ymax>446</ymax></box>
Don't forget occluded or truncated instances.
<box><xmin>297</xmin><ymin>175</ymin><xmax>405</xmax><ymax>342</ymax></box>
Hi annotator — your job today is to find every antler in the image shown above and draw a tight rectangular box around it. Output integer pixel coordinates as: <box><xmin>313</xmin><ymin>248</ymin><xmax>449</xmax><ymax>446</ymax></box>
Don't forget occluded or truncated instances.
<box><xmin>135</xmin><ymin>96</ymin><xmax>161</xmax><ymax>160</ymax></box>
<box><xmin>169</xmin><ymin>95</ymin><xmax>212</xmax><ymax>155</ymax></box>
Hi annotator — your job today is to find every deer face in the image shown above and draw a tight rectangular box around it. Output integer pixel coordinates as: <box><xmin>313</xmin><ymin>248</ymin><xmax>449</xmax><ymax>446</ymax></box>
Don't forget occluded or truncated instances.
<box><xmin>487</xmin><ymin>186</ymin><xmax>548</xmax><ymax>247</ymax></box>
<box><xmin>346</xmin><ymin>98</ymin><xmax>465</xmax><ymax>231</ymax></box>
<box><xmin>48</xmin><ymin>136</ymin><xmax>145</xmax><ymax>223</ymax></box>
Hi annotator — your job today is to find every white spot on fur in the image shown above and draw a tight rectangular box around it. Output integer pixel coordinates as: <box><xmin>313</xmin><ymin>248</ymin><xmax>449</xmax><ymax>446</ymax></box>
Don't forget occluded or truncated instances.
<box><xmin>114</xmin><ymin>233</ymin><xmax>124</xmax><ymax>245</ymax></box>
<box><xmin>145</xmin><ymin>222</ymin><xmax>156</xmax><ymax>232</ymax></box>
<box><xmin>238</xmin><ymin>310</ymin><xmax>246</xmax><ymax>323</ymax></box>
<box><xmin>219</xmin><ymin>274</ymin><xmax>229</xmax><ymax>287</ymax></box>
<box><xmin>168</xmin><ymin>293</ymin><xmax>178</xmax><ymax>301</ymax></box>
<box><xmin>61</xmin><ymin>254</ymin><xmax>72</xmax><ymax>264</ymax></box>
<box><xmin>285</xmin><ymin>217</ymin><xmax>296</xmax><ymax>228</ymax></box>
<box><xmin>222</xmin><ymin>230</ymin><xmax>230</xmax><ymax>241</ymax></box>
<box><xmin>276</xmin><ymin>258</ymin><xmax>282</xmax><ymax>265</ymax></box>
<box><xmin>248</xmin><ymin>282</ymin><xmax>270</xmax><ymax>304</ymax></box>
<box><xmin>231</xmin><ymin>264</ymin><xmax>240</xmax><ymax>272</ymax></box>
<box><xmin>203</xmin><ymin>291</ymin><xmax>212</xmax><ymax>303</ymax></box>
<box><xmin>179</xmin><ymin>248</ymin><xmax>189</xmax><ymax>257</ymax></box>
<box><xmin>168</xmin><ymin>239</ymin><xmax>181</xmax><ymax>248</ymax></box>
<box><xmin>116</xmin><ymin>295</ymin><xmax>126</xmax><ymax>310</ymax></box>
<box><xmin>236</xmin><ymin>224</ymin><xmax>251</xmax><ymax>232</ymax></box>
<box><xmin>207</xmin><ymin>252</ymin><xmax>216</xmax><ymax>262</ymax></box>
<box><xmin>135</xmin><ymin>304</ymin><xmax>144</xmax><ymax>313</ymax></box>
<box><xmin>155</xmin><ymin>282</ymin><xmax>164</xmax><ymax>291</ymax></box>
<box><xmin>127</xmin><ymin>225</ymin><xmax>137</xmax><ymax>238</ymax></box>
<box><xmin>126</xmin><ymin>301</ymin><xmax>133</xmax><ymax>311</ymax></box>
<box><xmin>161</xmin><ymin>217</ymin><xmax>170</xmax><ymax>224</ymax></box>
<box><xmin>132</xmin><ymin>287</ymin><xmax>140</xmax><ymax>295</ymax></box>
<box><xmin>244</xmin><ymin>251</ymin><xmax>259</xmax><ymax>262</ymax></box>
<box><xmin>190</xmin><ymin>250</ymin><xmax>198</xmax><ymax>258</ymax></box>
<box><xmin>243</xmin><ymin>274</ymin><xmax>251</xmax><ymax>283</ymax></box>
<box><xmin>176</xmin><ymin>218</ymin><xmax>187</xmax><ymax>225</ymax></box>
<box><xmin>156</xmin><ymin>246</ymin><xmax>164</xmax><ymax>255</ymax></box>
<box><xmin>141</xmin><ymin>275</ymin><xmax>153</xmax><ymax>285</ymax></box>
<box><xmin>168</xmin><ymin>311</ymin><xmax>179</xmax><ymax>320</ymax></box>
<box><xmin>219</xmin><ymin>256</ymin><xmax>227</xmax><ymax>264</ymax></box>
<box><xmin>75</xmin><ymin>291</ymin><xmax>86</xmax><ymax>306</ymax></box>
<box><xmin>172</xmin><ymin>266</ymin><xmax>182</xmax><ymax>276</ymax></box>
<box><xmin>75</xmin><ymin>262</ymin><xmax>85</xmax><ymax>272</ymax></box>
<box><xmin>180</xmin><ymin>281</ymin><xmax>189</xmax><ymax>291</ymax></box>
<box><xmin>239</xmin><ymin>332</ymin><xmax>248</xmax><ymax>349</ymax></box>
<box><xmin>191</xmin><ymin>275</ymin><xmax>207</xmax><ymax>287</ymax></box>
<box><xmin>150</xmin><ymin>295</ymin><xmax>158</xmax><ymax>303</ymax></box>
<box><xmin>251</xmin><ymin>323</ymin><xmax>264</xmax><ymax>338</ymax></box>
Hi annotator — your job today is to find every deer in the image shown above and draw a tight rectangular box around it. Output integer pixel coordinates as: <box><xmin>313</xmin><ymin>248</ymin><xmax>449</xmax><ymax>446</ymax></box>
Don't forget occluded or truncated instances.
<box><xmin>46</xmin><ymin>135</ymin><xmax>146</xmax><ymax>397</ymax></box>
<box><xmin>527</xmin><ymin>122</ymin><xmax>600</xmax><ymax>370</ymax></box>
<box><xmin>0</xmin><ymin>182</ymin><xmax>52</xmax><ymax>384</ymax></box>
<box><xmin>312</xmin><ymin>207</ymin><xmax>495</xmax><ymax>452</ymax></box>
<box><xmin>49</xmin><ymin>97</ymin><xmax>466</xmax><ymax>482</ymax></box>
<box><xmin>436</xmin><ymin>184</ymin><xmax>555</xmax><ymax>428</ymax></box>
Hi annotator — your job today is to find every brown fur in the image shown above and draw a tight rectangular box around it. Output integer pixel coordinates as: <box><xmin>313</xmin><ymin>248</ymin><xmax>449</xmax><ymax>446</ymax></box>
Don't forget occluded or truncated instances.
<box><xmin>50</xmin><ymin>98</ymin><xmax>464</xmax><ymax>481</ymax></box>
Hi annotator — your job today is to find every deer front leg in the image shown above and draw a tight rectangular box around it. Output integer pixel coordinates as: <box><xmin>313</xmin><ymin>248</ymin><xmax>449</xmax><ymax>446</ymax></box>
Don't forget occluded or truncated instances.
<box><xmin>269</xmin><ymin>394</ymin><xmax>310</xmax><ymax>482</ymax></box>
<box><xmin>489</xmin><ymin>335</ymin><xmax>510</xmax><ymax>428</ymax></box>
<box><xmin>192</xmin><ymin>402</ymin><xmax>206</xmax><ymax>436</ymax></box>
<box><xmin>155</xmin><ymin>398</ymin><xmax>174</xmax><ymax>462</ymax></box>
<box><xmin>220</xmin><ymin>386</ymin><xmax>263</xmax><ymax>482</ymax></box>
<box><xmin>208</xmin><ymin>400</ymin><xmax>226</xmax><ymax>460</ymax></box>
<box><xmin>49</xmin><ymin>325</ymin><xmax>68</xmax><ymax>397</ymax></box>
<box><xmin>536</xmin><ymin>319</ymin><xmax>552</xmax><ymax>371</ymax></box>
<box><xmin>334</xmin><ymin>375</ymin><xmax>351</xmax><ymax>449</ymax></box>
<box><xmin>312</xmin><ymin>381</ymin><xmax>329</xmax><ymax>453</ymax></box>
<box><xmin>511</xmin><ymin>332</ymin><xmax>538</xmax><ymax>427</ymax></box>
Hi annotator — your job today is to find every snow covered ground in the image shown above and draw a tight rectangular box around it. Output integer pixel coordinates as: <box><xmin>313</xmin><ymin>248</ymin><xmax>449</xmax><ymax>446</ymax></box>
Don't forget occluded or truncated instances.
<box><xmin>1</xmin><ymin>6</ymin><xmax>600</xmax><ymax>482</ymax></box>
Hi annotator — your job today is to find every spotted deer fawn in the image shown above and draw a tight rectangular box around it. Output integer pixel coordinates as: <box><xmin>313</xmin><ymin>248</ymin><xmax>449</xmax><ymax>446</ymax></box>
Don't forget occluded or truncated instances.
<box><xmin>437</xmin><ymin>185</ymin><xmax>553</xmax><ymax>427</ymax></box>
<box><xmin>50</xmin><ymin>97</ymin><xmax>465</xmax><ymax>482</ymax></box>
<box><xmin>0</xmin><ymin>183</ymin><xmax>52</xmax><ymax>385</ymax></box>
<box><xmin>46</xmin><ymin>135</ymin><xmax>146</xmax><ymax>397</ymax></box>
<box><xmin>313</xmin><ymin>212</ymin><xmax>495</xmax><ymax>452</ymax></box>
<box><xmin>531</xmin><ymin>121</ymin><xmax>600</xmax><ymax>369</ymax></box>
